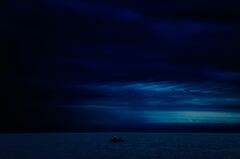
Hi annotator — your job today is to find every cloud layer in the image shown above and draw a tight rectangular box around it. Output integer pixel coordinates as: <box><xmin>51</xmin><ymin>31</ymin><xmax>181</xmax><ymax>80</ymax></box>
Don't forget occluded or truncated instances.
<box><xmin>2</xmin><ymin>0</ymin><xmax>240</xmax><ymax>131</ymax></box>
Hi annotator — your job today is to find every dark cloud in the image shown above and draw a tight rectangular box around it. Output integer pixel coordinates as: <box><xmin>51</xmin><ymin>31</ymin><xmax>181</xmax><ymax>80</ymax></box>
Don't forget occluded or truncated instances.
<box><xmin>1</xmin><ymin>0</ymin><xmax>240</xmax><ymax>131</ymax></box>
<box><xmin>63</xmin><ymin>81</ymin><xmax>240</xmax><ymax>128</ymax></box>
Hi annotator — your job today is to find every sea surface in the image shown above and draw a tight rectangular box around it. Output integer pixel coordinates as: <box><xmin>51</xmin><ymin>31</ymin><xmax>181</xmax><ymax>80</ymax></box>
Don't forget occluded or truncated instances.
<box><xmin>0</xmin><ymin>133</ymin><xmax>240</xmax><ymax>159</ymax></box>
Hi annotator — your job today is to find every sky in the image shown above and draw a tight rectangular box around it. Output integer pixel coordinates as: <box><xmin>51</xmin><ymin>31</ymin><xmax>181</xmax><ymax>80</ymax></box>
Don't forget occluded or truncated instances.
<box><xmin>1</xmin><ymin>0</ymin><xmax>240</xmax><ymax>132</ymax></box>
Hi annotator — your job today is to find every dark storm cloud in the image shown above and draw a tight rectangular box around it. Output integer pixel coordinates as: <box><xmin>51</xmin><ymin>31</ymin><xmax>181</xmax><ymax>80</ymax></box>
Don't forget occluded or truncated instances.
<box><xmin>72</xmin><ymin>81</ymin><xmax>240</xmax><ymax>110</ymax></box>
<box><xmin>3</xmin><ymin>1</ymin><xmax>238</xmax><ymax>87</ymax></box>
<box><xmin>2</xmin><ymin>0</ymin><xmax>240</xmax><ymax>131</ymax></box>
<box><xmin>47</xmin><ymin>0</ymin><xmax>142</xmax><ymax>22</ymax></box>
<box><xmin>32</xmin><ymin>0</ymin><xmax>239</xmax><ymax>82</ymax></box>
<box><xmin>43</xmin><ymin>17</ymin><xmax>238</xmax><ymax>82</ymax></box>
<box><xmin>47</xmin><ymin>0</ymin><xmax>240</xmax><ymax>20</ymax></box>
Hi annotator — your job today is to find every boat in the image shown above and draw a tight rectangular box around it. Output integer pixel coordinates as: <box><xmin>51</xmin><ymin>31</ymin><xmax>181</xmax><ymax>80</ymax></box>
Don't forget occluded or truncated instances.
<box><xmin>110</xmin><ymin>136</ymin><xmax>124</xmax><ymax>143</ymax></box>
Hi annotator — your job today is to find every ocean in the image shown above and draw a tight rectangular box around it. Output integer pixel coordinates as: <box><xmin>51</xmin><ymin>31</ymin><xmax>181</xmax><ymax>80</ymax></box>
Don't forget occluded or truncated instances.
<box><xmin>0</xmin><ymin>133</ymin><xmax>240</xmax><ymax>159</ymax></box>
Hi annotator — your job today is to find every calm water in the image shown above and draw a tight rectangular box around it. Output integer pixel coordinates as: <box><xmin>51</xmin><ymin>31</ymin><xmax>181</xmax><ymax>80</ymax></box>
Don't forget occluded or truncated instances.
<box><xmin>0</xmin><ymin>133</ymin><xmax>240</xmax><ymax>159</ymax></box>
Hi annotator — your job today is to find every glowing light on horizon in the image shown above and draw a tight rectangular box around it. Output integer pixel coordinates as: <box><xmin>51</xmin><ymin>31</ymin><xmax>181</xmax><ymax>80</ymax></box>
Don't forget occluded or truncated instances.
<box><xmin>144</xmin><ymin>111</ymin><xmax>240</xmax><ymax>124</ymax></box>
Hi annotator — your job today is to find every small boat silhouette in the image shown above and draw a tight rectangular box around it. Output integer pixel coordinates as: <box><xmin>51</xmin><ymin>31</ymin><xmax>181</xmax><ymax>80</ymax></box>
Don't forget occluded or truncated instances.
<box><xmin>110</xmin><ymin>136</ymin><xmax>124</xmax><ymax>143</ymax></box>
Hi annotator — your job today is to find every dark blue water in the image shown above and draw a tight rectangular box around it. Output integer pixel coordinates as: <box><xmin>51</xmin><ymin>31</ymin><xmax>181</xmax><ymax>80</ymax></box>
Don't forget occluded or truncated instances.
<box><xmin>0</xmin><ymin>133</ymin><xmax>240</xmax><ymax>159</ymax></box>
